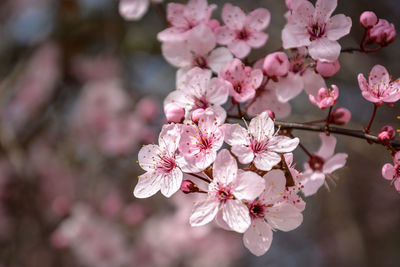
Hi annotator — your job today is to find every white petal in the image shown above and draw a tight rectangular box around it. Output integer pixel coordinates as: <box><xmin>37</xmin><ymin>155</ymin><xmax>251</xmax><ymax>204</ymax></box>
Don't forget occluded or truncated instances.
<box><xmin>301</xmin><ymin>171</ymin><xmax>325</xmax><ymax>196</ymax></box>
<box><xmin>273</xmin><ymin>72</ymin><xmax>304</xmax><ymax>102</ymax></box>
<box><xmin>119</xmin><ymin>0</ymin><xmax>149</xmax><ymax>21</ymax></box>
<box><xmin>243</xmin><ymin>219</ymin><xmax>273</xmax><ymax>256</ymax></box>
<box><xmin>213</xmin><ymin>149</ymin><xmax>237</xmax><ymax>184</ymax></box>
<box><xmin>233</xmin><ymin>171</ymin><xmax>265</xmax><ymax>201</ymax></box>
<box><xmin>207</xmin><ymin>47</ymin><xmax>234</xmax><ymax>73</ymax></box>
<box><xmin>253</xmin><ymin>151</ymin><xmax>281</xmax><ymax>171</ymax></box>
<box><xmin>326</xmin><ymin>14</ymin><xmax>352</xmax><ymax>41</ymax></box>
<box><xmin>268</xmin><ymin>136</ymin><xmax>299</xmax><ymax>153</ymax></box>
<box><xmin>316</xmin><ymin>133</ymin><xmax>336</xmax><ymax>159</ymax></box>
<box><xmin>160</xmin><ymin>168</ymin><xmax>183</xmax><ymax>198</ymax></box>
<box><xmin>158</xmin><ymin>124</ymin><xmax>180</xmax><ymax>154</ymax></box>
<box><xmin>231</xmin><ymin>145</ymin><xmax>254</xmax><ymax>164</ymax></box>
<box><xmin>323</xmin><ymin>153</ymin><xmax>347</xmax><ymax>173</ymax></box>
<box><xmin>266</xmin><ymin>202</ymin><xmax>303</xmax><ymax>231</ymax></box>
<box><xmin>260</xmin><ymin>169</ymin><xmax>286</xmax><ymax>203</ymax></box>
<box><xmin>249</xmin><ymin>112</ymin><xmax>275</xmax><ymax>139</ymax></box>
<box><xmin>190</xmin><ymin>198</ymin><xmax>219</xmax><ymax>227</ymax></box>
<box><xmin>223</xmin><ymin>124</ymin><xmax>249</xmax><ymax>146</ymax></box>
<box><xmin>302</xmin><ymin>69</ymin><xmax>327</xmax><ymax>96</ymax></box>
<box><xmin>308</xmin><ymin>38</ymin><xmax>341</xmax><ymax>62</ymax></box>
<box><xmin>138</xmin><ymin>144</ymin><xmax>162</xmax><ymax>172</ymax></box>
<box><xmin>222</xmin><ymin>199</ymin><xmax>251</xmax><ymax>233</ymax></box>
<box><xmin>133</xmin><ymin>172</ymin><xmax>162</xmax><ymax>198</ymax></box>
<box><xmin>161</xmin><ymin>41</ymin><xmax>192</xmax><ymax>68</ymax></box>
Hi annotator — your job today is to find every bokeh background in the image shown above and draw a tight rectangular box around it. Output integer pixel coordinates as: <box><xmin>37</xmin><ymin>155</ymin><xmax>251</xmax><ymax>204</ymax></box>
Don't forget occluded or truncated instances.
<box><xmin>0</xmin><ymin>0</ymin><xmax>399</xmax><ymax>266</ymax></box>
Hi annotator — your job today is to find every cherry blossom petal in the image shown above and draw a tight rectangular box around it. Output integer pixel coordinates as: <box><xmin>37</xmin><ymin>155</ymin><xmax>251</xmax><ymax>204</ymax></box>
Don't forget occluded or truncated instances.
<box><xmin>119</xmin><ymin>0</ymin><xmax>149</xmax><ymax>21</ymax></box>
<box><xmin>233</xmin><ymin>171</ymin><xmax>265</xmax><ymax>201</ymax></box>
<box><xmin>273</xmin><ymin>72</ymin><xmax>304</xmax><ymax>102</ymax></box>
<box><xmin>248</xmin><ymin>112</ymin><xmax>275</xmax><ymax>139</ymax></box>
<box><xmin>247</xmin><ymin>89</ymin><xmax>291</xmax><ymax>119</ymax></box>
<box><xmin>158</xmin><ymin>124</ymin><xmax>180</xmax><ymax>154</ymax></box>
<box><xmin>190</xmin><ymin>198</ymin><xmax>219</xmax><ymax>226</ymax></box>
<box><xmin>231</xmin><ymin>145</ymin><xmax>254</xmax><ymax>164</ymax></box>
<box><xmin>246</xmin><ymin>8</ymin><xmax>271</xmax><ymax>31</ymax></box>
<box><xmin>166</xmin><ymin>3</ymin><xmax>186</xmax><ymax>27</ymax></box>
<box><xmin>157</xmin><ymin>27</ymin><xmax>187</xmax><ymax>42</ymax></box>
<box><xmin>161</xmin><ymin>41</ymin><xmax>192</xmax><ymax>68</ymax></box>
<box><xmin>314</xmin><ymin>0</ymin><xmax>337</xmax><ymax>23</ymax></box>
<box><xmin>253</xmin><ymin>151</ymin><xmax>281</xmax><ymax>171</ymax></box>
<box><xmin>134</xmin><ymin>172</ymin><xmax>162</xmax><ymax>198</ymax></box>
<box><xmin>187</xmin><ymin>24</ymin><xmax>216</xmax><ymax>56</ymax></box>
<box><xmin>243</xmin><ymin>219</ymin><xmax>273</xmax><ymax>256</ymax></box>
<box><xmin>213</xmin><ymin>149</ymin><xmax>237</xmax><ymax>184</ymax></box>
<box><xmin>357</xmin><ymin>74</ymin><xmax>368</xmax><ymax>92</ymax></box>
<box><xmin>261</xmin><ymin>169</ymin><xmax>287</xmax><ymax>203</ymax></box>
<box><xmin>323</xmin><ymin>153</ymin><xmax>347</xmax><ymax>173</ymax></box>
<box><xmin>268</xmin><ymin>136</ymin><xmax>299</xmax><ymax>153</ymax></box>
<box><xmin>222</xmin><ymin>199</ymin><xmax>251</xmax><ymax>233</ymax></box>
<box><xmin>282</xmin><ymin>24</ymin><xmax>311</xmax><ymax>49</ymax></box>
<box><xmin>394</xmin><ymin>179</ymin><xmax>400</xmax><ymax>192</ymax></box>
<box><xmin>215</xmin><ymin>211</ymin><xmax>233</xmax><ymax>231</ymax></box>
<box><xmin>301</xmin><ymin>171</ymin><xmax>325</xmax><ymax>196</ymax></box>
<box><xmin>382</xmin><ymin>92</ymin><xmax>400</xmax><ymax>103</ymax></box>
<box><xmin>316</xmin><ymin>133</ymin><xmax>336</xmax><ymax>159</ymax></box>
<box><xmin>138</xmin><ymin>144</ymin><xmax>161</xmax><ymax>172</ymax></box>
<box><xmin>284</xmin><ymin>153</ymin><xmax>294</xmax><ymax>166</ymax></box>
<box><xmin>206</xmin><ymin>77</ymin><xmax>230</xmax><ymax>105</ymax></box>
<box><xmin>207</xmin><ymin>47</ymin><xmax>234</xmax><ymax>73</ymax></box>
<box><xmin>368</xmin><ymin>65</ymin><xmax>390</xmax><ymax>87</ymax></box>
<box><xmin>382</xmin><ymin>163</ymin><xmax>395</xmax><ymax>180</ymax></box>
<box><xmin>160</xmin><ymin>168</ymin><xmax>183</xmax><ymax>198</ymax></box>
<box><xmin>302</xmin><ymin>69</ymin><xmax>327</xmax><ymax>96</ymax></box>
<box><xmin>223</xmin><ymin>124</ymin><xmax>249</xmax><ymax>146</ymax></box>
<box><xmin>326</xmin><ymin>14</ymin><xmax>352</xmax><ymax>41</ymax></box>
<box><xmin>308</xmin><ymin>38</ymin><xmax>341</xmax><ymax>62</ymax></box>
<box><xmin>394</xmin><ymin>151</ymin><xmax>400</xmax><ymax>163</ymax></box>
<box><xmin>290</xmin><ymin>0</ymin><xmax>315</xmax><ymax>26</ymax></box>
<box><xmin>221</xmin><ymin>3</ymin><xmax>246</xmax><ymax>30</ymax></box>
<box><xmin>228</xmin><ymin>40</ymin><xmax>251</xmax><ymax>59</ymax></box>
<box><xmin>215</xmin><ymin>26</ymin><xmax>236</xmax><ymax>45</ymax></box>
<box><xmin>247</xmin><ymin>32</ymin><xmax>269</xmax><ymax>48</ymax></box>
<box><xmin>266</xmin><ymin>203</ymin><xmax>303</xmax><ymax>231</ymax></box>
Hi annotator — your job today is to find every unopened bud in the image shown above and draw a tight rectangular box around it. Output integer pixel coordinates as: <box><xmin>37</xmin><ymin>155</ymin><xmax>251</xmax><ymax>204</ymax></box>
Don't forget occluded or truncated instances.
<box><xmin>329</xmin><ymin>107</ymin><xmax>351</xmax><ymax>125</ymax></box>
<box><xmin>360</xmin><ymin>11</ymin><xmax>378</xmax><ymax>28</ymax></box>
<box><xmin>316</xmin><ymin>60</ymin><xmax>340</xmax><ymax>78</ymax></box>
<box><xmin>263</xmin><ymin>52</ymin><xmax>290</xmax><ymax>77</ymax></box>
<box><xmin>368</xmin><ymin>19</ymin><xmax>396</xmax><ymax>47</ymax></box>
<box><xmin>164</xmin><ymin>103</ymin><xmax>185</xmax><ymax>123</ymax></box>
<box><xmin>180</xmin><ymin>180</ymin><xmax>200</xmax><ymax>194</ymax></box>
<box><xmin>264</xmin><ymin>109</ymin><xmax>275</xmax><ymax>120</ymax></box>
<box><xmin>378</xmin><ymin>125</ymin><xmax>395</xmax><ymax>145</ymax></box>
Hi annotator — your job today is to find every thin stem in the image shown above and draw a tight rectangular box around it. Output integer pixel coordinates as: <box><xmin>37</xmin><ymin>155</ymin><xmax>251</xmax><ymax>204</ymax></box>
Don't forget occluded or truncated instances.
<box><xmin>289</xmin><ymin>133</ymin><xmax>313</xmax><ymax>157</ymax></box>
<box><xmin>188</xmin><ymin>173</ymin><xmax>211</xmax><ymax>184</ymax></box>
<box><xmin>325</xmin><ymin>106</ymin><xmax>333</xmax><ymax>133</ymax></box>
<box><xmin>365</xmin><ymin>104</ymin><xmax>378</xmax><ymax>133</ymax></box>
<box><xmin>302</xmin><ymin>119</ymin><xmax>325</xmax><ymax>125</ymax></box>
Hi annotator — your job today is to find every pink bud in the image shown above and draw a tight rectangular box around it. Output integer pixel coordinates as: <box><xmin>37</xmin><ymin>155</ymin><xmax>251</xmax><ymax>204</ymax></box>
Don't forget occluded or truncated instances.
<box><xmin>285</xmin><ymin>0</ymin><xmax>292</xmax><ymax>10</ymax></box>
<box><xmin>360</xmin><ymin>11</ymin><xmax>378</xmax><ymax>28</ymax></box>
<box><xmin>180</xmin><ymin>180</ymin><xmax>200</xmax><ymax>194</ymax></box>
<box><xmin>316</xmin><ymin>60</ymin><xmax>340</xmax><ymax>78</ymax></box>
<box><xmin>329</xmin><ymin>107</ymin><xmax>351</xmax><ymax>125</ymax></box>
<box><xmin>191</xmin><ymin>108</ymin><xmax>205</xmax><ymax>122</ymax></box>
<box><xmin>263</xmin><ymin>52</ymin><xmax>290</xmax><ymax>77</ymax></box>
<box><xmin>368</xmin><ymin>19</ymin><xmax>396</xmax><ymax>46</ymax></box>
<box><xmin>164</xmin><ymin>103</ymin><xmax>185</xmax><ymax>123</ymax></box>
<box><xmin>136</xmin><ymin>97</ymin><xmax>158</xmax><ymax>120</ymax></box>
<box><xmin>309</xmin><ymin>85</ymin><xmax>339</xmax><ymax>109</ymax></box>
<box><xmin>264</xmin><ymin>109</ymin><xmax>275</xmax><ymax>120</ymax></box>
<box><xmin>378</xmin><ymin>125</ymin><xmax>395</xmax><ymax>145</ymax></box>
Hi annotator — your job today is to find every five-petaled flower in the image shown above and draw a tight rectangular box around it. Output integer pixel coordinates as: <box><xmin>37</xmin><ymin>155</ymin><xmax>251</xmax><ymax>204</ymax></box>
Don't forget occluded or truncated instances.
<box><xmin>382</xmin><ymin>151</ymin><xmax>400</xmax><ymax>192</ymax></box>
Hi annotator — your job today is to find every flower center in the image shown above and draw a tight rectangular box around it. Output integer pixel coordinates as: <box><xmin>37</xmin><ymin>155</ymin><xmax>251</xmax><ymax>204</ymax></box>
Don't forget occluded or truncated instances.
<box><xmin>395</xmin><ymin>165</ymin><xmax>400</xmax><ymax>178</ymax></box>
<box><xmin>307</xmin><ymin>22</ymin><xmax>326</xmax><ymax>40</ymax></box>
<box><xmin>216</xmin><ymin>187</ymin><xmax>233</xmax><ymax>202</ymax></box>
<box><xmin>194</xmin><ymin>97</ymin><xmax>209</xmax><ymax>109</ymax></box>
<box><xmin>158</xmin><ymin>156</ymin><xmax>176</xmax><ymax>173</ymax></box>
<box><xmin>248</xmin><ymin>201</ymin><xmax>267</xmax><ymax>219</ymax></box>
<box><xmin>193</xmin><ymin>56</ymin><xmax>208</xmax><ymax>69</ymax></box>
<box><xmin>233</xmin><ymin>82</ymin><xmax>243</xmax><ymax>93</ymax></box>
<box><xmin>237</xmin><ymin>29</ymin><xmax>249</xmax><ymax>40</ymax></box>
<box><xmin>308</xmin><ymin>154</ymin><xmax>325</xmax><ymax>171</ymax></box>
<box><xmin>198</xmin><ymin>135</ymin><xmax>213</xmax><ymax>150</ymax></box>
<box><xmin>250</xmin><ymin>139</ymin><xmax>268</xmax><ymax>154</ymax></box>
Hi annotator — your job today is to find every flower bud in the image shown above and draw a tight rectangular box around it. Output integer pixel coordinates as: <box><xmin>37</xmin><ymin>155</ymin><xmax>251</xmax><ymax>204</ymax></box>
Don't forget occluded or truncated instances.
<box><xmin>360</xmin><ymin>11</ymin><xmax>378</xmax><ymax>28</ymax></box>
<box><xmin>263</xmin><ymin>52</ymin><xmax>290</xmax><ymax>77</ymax></box>
<box><xmin>180</xmin><ymin>180</ymin><xmax>200</xmax><ymax>194</ymax></box>
<box><xmin>368</xmin><ymin>19</ymin><xmax>396</xmax><ymax>46</ymax></box>
<box><xmin>378</xmin><ymin>125</ymin><xmax>395</xmax><ymax>145</ymax></box>
<box><xmin>264</xmin><ymin>109</ymin><xmax>275</xmax><ymax>120</ymax></box>
<box><xmin>329</xmin><ymin>107</ymin><xmax>351</xmax><ymax>125</ymax></box>
<box><xmin>191</xmin><ymin>108</ymin><xmax>205</xmax><ymax>122</ymax></box>
<box><xmin>164</xmin><ymin>103</ymin><xmax>185</xmax><ymax>123</ymax></box>
<box><xmin>316</xmin><ymin>60</ymin><xmax>340</xmax><ymax>78</ymax></box>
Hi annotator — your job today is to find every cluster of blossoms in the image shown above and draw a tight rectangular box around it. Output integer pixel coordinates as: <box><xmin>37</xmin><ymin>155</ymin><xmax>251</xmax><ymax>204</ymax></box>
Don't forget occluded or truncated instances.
<box><xmin>126</xmin><ymin>0</ymin><xmax>399</xmax><ymax>257</ymax></box>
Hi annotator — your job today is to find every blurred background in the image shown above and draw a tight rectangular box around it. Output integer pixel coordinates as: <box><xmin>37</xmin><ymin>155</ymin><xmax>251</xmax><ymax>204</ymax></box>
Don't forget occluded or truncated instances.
<box><xmin>0</xmin><ymin>0</ymin><xmax>399</xmax><ymax>266</ymax></box>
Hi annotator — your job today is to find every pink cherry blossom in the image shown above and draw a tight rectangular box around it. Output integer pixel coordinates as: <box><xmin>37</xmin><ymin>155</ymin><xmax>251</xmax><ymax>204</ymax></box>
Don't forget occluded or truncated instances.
<box><xmin>162</xmin><ymin>24</ymin><xmax>233</xmax><ymax>73</ymax></box>
<box><xmin>382</xmin><ymin>151</ymin><xmax>400</xmax><ymax>192</ymax></box>
<box><xmin>218</xmin><ymin>58</ymin><xmax>263</xmax><ymax>103</ymax></box>
<box><xmin>179</xmin><ymin>110</ymin><xmax>224</xmax><ymax>170</ymax></box>
<box><xmin>224</xmin><ymin>112</ymin><xmax>299</xmax><ymax>171</ymax></box>
<box><xmin>157</xmin><ymin>0</ymin><xmax>217</xmax><ymax>42</ymax></box>
<box><xmin>216</xmin><ymin>4</ymin><xmax>270</xmax><ymax>59</ymax></box>
<box><xmin>359</xmin><ymin>11</ymin><xmax>378</xmax><ymax>29</ymax></box>
<box><xmin>164</xmin><ymin>67</ymin><xmax>230</xmax><ymax>121</ymax></box>
<box><xmin>243</xmin><ymin>169</ymin><xmax>303</xmax><ymax>256</ymax></box>
<box><xmin>358</xmin><ymin>65</ymin><xmax>400</xmax><ymax>104</ymax></box>
<box><xmin>282</xmin><ymin>0</ymin><xmax>352</xmax><ymax>62</ymax></box>
<box><xmin>367</xmin><ymin>19</ymin><xmax>396</xmax><ymax>47</ymax></box>
<box><xmin>302</xmin><ymin>133</ymin><xmax>347</xmax><ymax>196</ymax></box>
<box><xmin>378</xmin><ymin>125</ymin><xmax>396</xmax><ymax>145</ymax></box>
<box><xmin>263</xmin><ymin>52</ymin><xmax>290</xmax><ymax>77</ymax></box>
<box><xmin>309</xmin><ymin>84</ymin><xmax>339</xmax><ymax>109</ymax></box>
<box><xmin>134</xmin><ymin>124</ymin><xmax>183</xmax><ymax>198</ymax></box>
<box><xmin>190</xmin><ymin>149</ymin><xmax>265</xmax><ymax>233</ymax></box>
<box><xmin>270</xmin><ymin>49</ymin><xmax>327</xmax><ymax>102</ymax></box>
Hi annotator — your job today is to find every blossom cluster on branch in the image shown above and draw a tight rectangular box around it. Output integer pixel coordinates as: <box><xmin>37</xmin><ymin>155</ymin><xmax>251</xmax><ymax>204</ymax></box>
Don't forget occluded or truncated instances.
<box><xmin>121</xmin><ymin>0</ymin><xmax>399</xmax><ymax>257</ymax></box>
